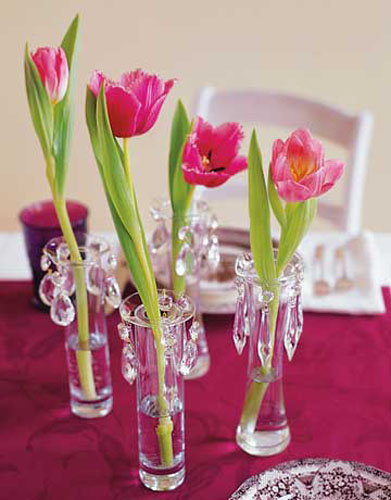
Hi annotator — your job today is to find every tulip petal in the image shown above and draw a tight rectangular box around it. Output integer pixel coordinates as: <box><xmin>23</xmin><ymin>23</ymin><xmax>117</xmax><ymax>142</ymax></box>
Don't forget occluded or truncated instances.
<box><xmin>272</xmin><ymin>155</ymin><xmax>291</xmax><ymax>182</ymax></box>
<box><xmin>225</xmin><ymin>155</ymin><xmax>248</xmax><ymax>176</ymax></box>
<box><xmin>182</xmin><ymin>166</ymin><xmax>230</xmax><ymax>187</ymax></box>
<box><xmin>119</xmin><ymin>70</ymin><xmax>175</xmax><ymax>135</ymax></box>
<box><xmin>318</xmin><ymin>159</ymin><xmax>345</xmax><ymax>195</ymax></box>
<box><xmin>212</xmin><ymin>122</ymin><xmax>244</xmax><ymax>167</ymax></box>
<box><xmin>89</xmin><ymin>70</ymin><xmax>106</xmax><ymax>97</ymax></box>
<box><xmin>272</xmin><ymin>138</ymin><xmax>286</xmax><ymax>164</ymax></box>
<box><xmin>137</xmin><ymin>93</ymin><xmax>168</xmax><ymax>135</ymax></box>
<box><xmin>193</xmin><ymin>117</ymin><xmax>214</xmax><ymax>158</ymax></box>
<box><xmin>32</xmin><ymin>47</ymin><xmax>69</xmax><ymax>104</ymax></box>
<box><xmin>105</xmin><ymin>86</ymin><xmax>141</xmax><ymax>138</ymax></box>
<box><xmin>275</xmin><ymin>179</ymin><xmax>313</xmax><ymax>202</ymax></box>
<box><xmin>300</xmin><ymin>168</ymin><xmax>326</xmax><ymax>197</ymax></box>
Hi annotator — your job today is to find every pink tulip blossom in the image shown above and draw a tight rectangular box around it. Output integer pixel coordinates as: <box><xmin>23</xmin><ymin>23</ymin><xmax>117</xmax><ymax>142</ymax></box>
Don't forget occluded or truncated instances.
<box><xmin>31</xmin><ymin>47</ymin><xmax>69</xmax><ymax>104</ymax></box>
<box><xmin>89</xmin><ymin>69</ymin><xmax>175</xmax><ymax>138</ymax></box>
<box><xmin>182</xmin><ymin>117</ymin><xmax>247</xmax><ymax>187</ymax></box>
<box><xmin>270</xmin><ymin>128</ymin><xmax>344</xmax><ymax>202</ymax></box>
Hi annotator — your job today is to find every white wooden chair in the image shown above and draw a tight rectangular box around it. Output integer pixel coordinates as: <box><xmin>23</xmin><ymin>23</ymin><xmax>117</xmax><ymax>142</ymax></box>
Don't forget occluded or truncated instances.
<box><xmin>193</xmin><ymin>87</ymin><xmax>373</xmax><ymax>235</ymax></box>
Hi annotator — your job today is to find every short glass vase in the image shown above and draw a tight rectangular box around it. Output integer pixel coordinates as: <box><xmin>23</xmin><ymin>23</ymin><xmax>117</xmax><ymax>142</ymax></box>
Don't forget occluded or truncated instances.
<box><xmin>233</xmin><ymin>251</ymin><xmax>304</xmax><ymax>456</ymax></box>
<box><xmin>40</xmin><ymin>234</ymin><xmax>121</xmax><ymax>418</ymax></box>
<box><xmin>118</xmin><ymin>290</ymin><xmax>196</xmax><ymax>491</ymax></box>
<box><xmin>149</xmin><ymin>197</ymin><xmax>220</xmax><ymax>379</ymax></box>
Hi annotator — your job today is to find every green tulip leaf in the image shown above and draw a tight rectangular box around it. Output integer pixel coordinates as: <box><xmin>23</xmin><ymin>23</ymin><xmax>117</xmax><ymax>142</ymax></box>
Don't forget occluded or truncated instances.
<box><xmin>95</xmin><ymin>86</ymin><xmax>160</xmax><ymax>324</ymax></box>
<box><xmin>168</xmin><ymin>101</ymin><xmax>194</xmax><ymax>295</ymax></box>
<box><xmin>267</xmin><ymin>165</ymin><xmax>286</xmax><ymax>229</ymax></box>
<box><xmin>169</xmin><ymin>100</ymin><xmax>193</xmax><ymax>212</ymax></box>
<box><xmin>248</xmin><ymin>130</ymin><xmax>276</xmax><ymax>285</ymax></box>
<box><xmin>276</xmin><ymin>198</ymin><xmax>317</xmax><ymax>275</ymax></box>
<box><xmin>53</xmin><ymin>14</ymin><xmax>80</xmax><ymax>196</ymax></box>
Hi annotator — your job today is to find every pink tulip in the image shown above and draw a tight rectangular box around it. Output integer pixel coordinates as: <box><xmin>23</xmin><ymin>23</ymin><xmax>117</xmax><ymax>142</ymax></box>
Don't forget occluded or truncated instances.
<box><xmin>270</xmin><ymin>128</ymin><xmax>345</xmax><ymax>202</ymax></box>
<box><xmin>89</xmin><ymin>69</ymin><xmax>175</xmax><ymax>138</ymax></box>
<box><xmin>31</xmin><ymin>47</ymin><xmax>69</xmax><ymax>104</ymax></box>
<box><xmin>182</xmin><ymin>117</ymin><xmax>247</xmax><ymax>187</ymax></box>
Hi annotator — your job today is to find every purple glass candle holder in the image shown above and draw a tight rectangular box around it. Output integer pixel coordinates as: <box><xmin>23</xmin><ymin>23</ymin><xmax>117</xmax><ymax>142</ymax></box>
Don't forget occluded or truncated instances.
<box><xmin>19</xmin><ymin>200</ymin><xmax>88</xmax><ymax>309</ymax></box>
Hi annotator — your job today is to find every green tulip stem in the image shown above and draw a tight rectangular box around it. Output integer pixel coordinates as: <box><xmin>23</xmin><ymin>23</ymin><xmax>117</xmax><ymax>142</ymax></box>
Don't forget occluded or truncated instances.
<box><xmin>239</xmin><ymin>290</ymin><xmax>279</xmax><ymax>434</ymax></box>
<box><xmin>122</xmin><ymin>139</ymin><xmax>174</xmax><ymax>467</ymax></box>
<box><xmin>46</xmin><ymin>156</ymin><xmax>97</xmax><ymax>401</ymax></box>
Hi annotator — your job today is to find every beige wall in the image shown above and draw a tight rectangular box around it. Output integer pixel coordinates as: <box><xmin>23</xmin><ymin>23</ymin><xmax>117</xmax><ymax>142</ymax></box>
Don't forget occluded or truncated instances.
<box><xmin>1</xmin><ymin>0</ymin><xmax>390</xmax><ymax>233</ymax></box>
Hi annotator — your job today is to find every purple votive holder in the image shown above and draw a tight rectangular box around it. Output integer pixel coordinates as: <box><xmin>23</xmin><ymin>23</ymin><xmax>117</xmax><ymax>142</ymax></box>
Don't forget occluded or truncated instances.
<box><xmin>19</xmin><ymin>200</ymin><xmax>89</xmax><ymax>309</ymax></box>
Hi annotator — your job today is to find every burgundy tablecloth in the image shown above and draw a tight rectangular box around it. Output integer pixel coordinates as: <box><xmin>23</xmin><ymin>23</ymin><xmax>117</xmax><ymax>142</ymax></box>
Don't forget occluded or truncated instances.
<box><xmin>0</xmin><ymin>282</ymin><xmax>390</xmax><ymax>500</ymax></box>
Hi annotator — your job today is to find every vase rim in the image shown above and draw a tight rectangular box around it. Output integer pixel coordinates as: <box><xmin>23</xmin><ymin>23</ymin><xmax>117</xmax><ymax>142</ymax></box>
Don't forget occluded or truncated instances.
<box><xmin>150</xmin><ymin>196</ymin><xmax>211</xmax><ymax>222</ymax></box>
<box><xmin>119</xmin><ymin>289</ymin><xmax>195</xmax><ymax>328</ymax></box>
<box><xmin>43</xmin><ymin>233</ymin><xmax>111</xmax><ymax>267</ymax></box>
<box><xmin>235</xmin><ymin>249</ymin><xmax>303</xmax><ymax>287</ymax></box>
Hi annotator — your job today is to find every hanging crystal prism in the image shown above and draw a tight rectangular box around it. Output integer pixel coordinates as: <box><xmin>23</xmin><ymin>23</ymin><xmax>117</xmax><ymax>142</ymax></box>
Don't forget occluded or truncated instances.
<box><xmin>58</xmin><ymin>265</ymin><xmax>75</xmax><ymax>296</ymax></box>
<box><xmin>118</xmin><ymin>322</ymin><xmax>132</xmax><ymax>342</ymax></box>
<box><xmin>175</xmin><ymin>242</ymin><xmax>194</xmax><ymax>276</ymax></box>
<box><xmin>107</xmin><ymin>253</ymin><xmax>118</xmax><ymax>271</ymax></box>
<box><xmin>284</xmin><ymin>293</ymin><xmax>303</xmax><ymax>361</ymax></box>
<box><xmin>233</xmin><ymin>278</ymin><xmax>247</xmax><ymax>354</ymax></box>
<box><xmin>87</xmin><ymin>263</ymin><xmax>105</xmax><ymax>295</ymax></box>
<box><xmin>257</xmin><ymin>304</ymin><xmax>272</xmax><ymax>367</ymax></box>
<box><xmin>179</xmin><ymin>338</ymin><xmax>197</xmax><ymax>376</ymax></box>
<box><xmin>104</xmin><ymin>275</ymin><xmax>121</xmax><ymax>308</ymax></box>
<box><xmin>39</xmin><ymin>273</ymin><xmax>60</xmax><ymax>306</ymax></box>
<box><xmin>50</xmin><ymin>292</ymin><xmax>75</xmax><ymax>326</ymax></box>
<box><xmin>40</xmin><ymin>254</ymin><xmax>51</xmax><ymax>272</ymax></box>
<box><xmin>207</xmin><ymin>234</ymin><xmax>220</xmax><ymax>271</ymax></box>
<box><xmin>243</xmin><ymin>282</ymin><xmax>256</xmax><ymax>336</ymax></box>
<box><xmin>150</xmin><ymin>221</ymin><xmax>169</xmax><ymax>254</ymax></box>
<box><xmin>121</xmin><ymin>343</ymin><xmax>137</xmax><ymax>385</ymax></box>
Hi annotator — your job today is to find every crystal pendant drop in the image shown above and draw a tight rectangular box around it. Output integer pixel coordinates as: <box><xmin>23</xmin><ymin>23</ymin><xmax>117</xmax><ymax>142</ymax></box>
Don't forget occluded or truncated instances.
<box><xmin>56</xmin><ymin>242</ymin><xmax>70</xmax><ymax>263</ymax></box>
<box><xmin>150</xmin><ymin>222</ymin><xmax>169</xmax><ymax>253</ymax></box>
<box><xmin>233</xmin><ymin>299</ymin><xmax>246</xmax><ymax>355</ymax></box>
<box><xmin>284</xmin><ymin>295</ymin><xmax>302</xmax><ymax>361</ymax></box>
<box><xmin>51</xmin><ymin>270</ymin><xmax>66</xmax><ymax>287</ymax></box>
<box><xmin>179</xmin><ymin>339</ymin><xmax>197</xmax><ymax>376</ymax></box>
<box><xmin>40</xmin><ymin>254</ymin><xmax>51</xmax><ymax>272</ymax></box>
<box><xmin>121</xmin><ymin>343</ymin><xmax>137</xmax><ymax>385</ymax></box>
<box><xmin>175</xmin><ymin>243</ymin><xmax>194</xmax><ymax>276</ymax></box>
<box><xmin>207</xmin><ymin>234</ymin><xmax>220</xmax><ymax>271</ymax></box>
<box><xmin>296</xmin><ymin>294</ymin><xmax>304</xmax><ymax>341</ymax></box>
<box><xmin>60</xmin><ymin>266</ymin><xmax>75</xmax><ymax>296</ymax></box>
<box><xmin>257</xmin><ymin>305</ymin><xmax>272</xmax><ymax>367</ymax></box>
<box><xmin>39</xmin><ymin>273</ymin><xmax>59</xmax><ymax>306</ymax></box>
<box><xmin>104</xmin><ymin>275</ymin><xmax>121</xmax><ymax>308</ymax></box>
<box><xmin>87</xmin><ymin>263</ymin><xmax>105</xmax><ymax>295</ymax></box>
<box><xmin>189</xmin><ymin>320</ymin><xmax>201</xmax><ymax>342</ymax></box>
<box><xmin>162</xmin><ymin>325</ymin><xmax>176</xmax><ymax>350</ymax></box>
<box><xmin>118</xmin><ymin>322</ymin><xmax>131</xmax><ymax>342</ymax></box>
<box><xmin>107</xmin><ymin>253</ymin><xmax>118</xmax><ymax>271</ymax></box>
<box><xmin>50</xmin><ymin>292</ymin><xmax>75</xmax><ymax>326</ymax></box>
<box><xmin>158</xmin><ymin>290</ymin><xmax>173</xmax><ymax>312</ymax></box>
<box><xmin>243</xmin><ymin>282</ymin><xmax>255</xmax><ymax>336</ymax></box>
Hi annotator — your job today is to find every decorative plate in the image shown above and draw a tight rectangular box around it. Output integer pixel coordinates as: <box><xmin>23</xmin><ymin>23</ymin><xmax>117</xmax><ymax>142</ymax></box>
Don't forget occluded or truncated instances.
<box><xmin>229</xmin><ymin>458</ymin><xmax>391</xmax><ymax>500</ymax></box>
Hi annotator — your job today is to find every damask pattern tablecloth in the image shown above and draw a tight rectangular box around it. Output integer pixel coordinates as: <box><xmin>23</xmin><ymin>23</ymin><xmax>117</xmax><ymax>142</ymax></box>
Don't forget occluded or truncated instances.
<box><xmin>0</xmin><ymin>282</ymin><xmax>390</xmax><ymax>499</ymax></box>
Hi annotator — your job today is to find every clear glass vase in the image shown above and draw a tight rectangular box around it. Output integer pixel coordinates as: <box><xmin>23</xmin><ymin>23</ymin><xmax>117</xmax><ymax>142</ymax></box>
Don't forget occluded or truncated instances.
<box><xmin>118</xmin><ymin>290</ymin><xmax>196</xmax><ymax>491</ymax></box>
<box><xmin>149</xmin><ymin>197</ymin><xmax>220</xmax><ymax>379</ymax></box>
<box><xmin>233</xmin><ymin>251</ymin><xmax>304</xmax><ymax>456</ymax></box>
<box><xmin>40</xmin><ymin>234</ymin><xmax>121</xmax><ymax>418</ymax></box>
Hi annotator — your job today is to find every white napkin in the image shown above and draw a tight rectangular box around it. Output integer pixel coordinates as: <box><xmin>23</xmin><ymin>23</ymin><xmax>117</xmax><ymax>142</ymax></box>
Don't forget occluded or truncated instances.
<box><xmin>299</xmin><ymin>231</ymin><xmax>385</xmax><ymax>315</ymax></box>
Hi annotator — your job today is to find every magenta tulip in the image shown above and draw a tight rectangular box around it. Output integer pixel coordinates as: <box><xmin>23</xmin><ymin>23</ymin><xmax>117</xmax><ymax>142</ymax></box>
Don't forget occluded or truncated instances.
<box><xmin>182</xmin><ymin>117</ymin><xmax>247</xmax><ymax>188</ymax></box>
<box><xmin>89</xmin><ymin>69</ymin><xmax>175</xmax><ymax>138</ymax></box>
<box><xmin>270</xmin><ymin>128</ymin><xmax>345</xmax><ymax>202</ymax></box>
<box><xmin>31</xmin><ymin>47</ymin><xmax>69</xmax><ymax>104</ymax></box>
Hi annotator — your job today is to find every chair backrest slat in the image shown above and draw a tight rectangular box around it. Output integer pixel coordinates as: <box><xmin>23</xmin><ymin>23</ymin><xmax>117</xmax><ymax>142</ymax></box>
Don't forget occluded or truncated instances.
<box><xmin>194</xmin><ymin>87</ymin><xmax>374</xmax><ymax>234</ymax></box>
